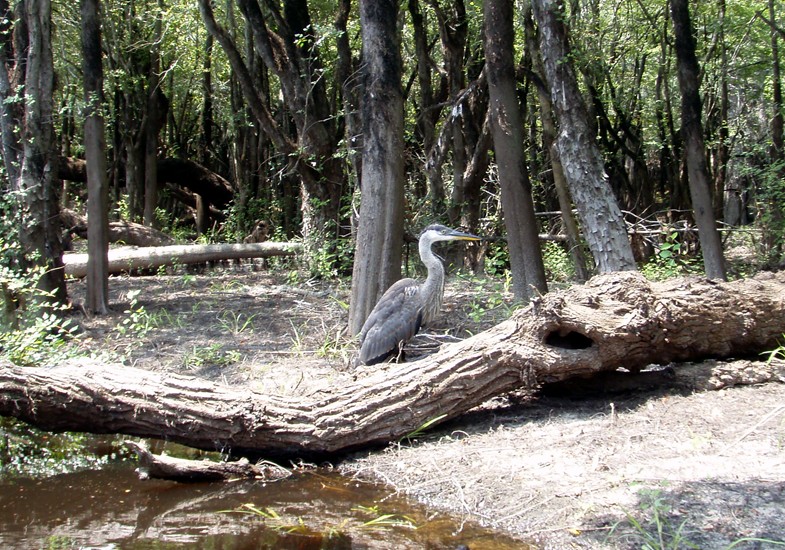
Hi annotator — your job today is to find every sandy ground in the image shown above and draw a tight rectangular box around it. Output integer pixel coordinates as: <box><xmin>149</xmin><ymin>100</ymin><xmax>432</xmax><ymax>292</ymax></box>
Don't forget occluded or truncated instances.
<box><xmin>67</xmin><ymin>266</ymin><xmax>785</xmax><ymax>549</ymax></box>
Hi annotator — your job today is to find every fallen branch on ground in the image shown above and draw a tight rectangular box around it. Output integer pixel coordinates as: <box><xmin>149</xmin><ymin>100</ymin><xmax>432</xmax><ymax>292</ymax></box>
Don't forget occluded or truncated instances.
<box><xmin>1</xmin><ymin>271</ymin><xmax>784</xmax><ymax>459</ymax></box>
<box><xmin>63</xmin><ymin>241</ymin><xmax>302</xmax><ymax>277</ymax></box>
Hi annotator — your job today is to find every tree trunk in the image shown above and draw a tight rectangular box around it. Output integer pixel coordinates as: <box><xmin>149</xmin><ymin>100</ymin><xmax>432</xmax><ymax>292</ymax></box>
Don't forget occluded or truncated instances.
<box><xmin>670</xmin><ymin>0</ymin><xmax>727</xmax><ymax>280</ymax></box>
<box><xmin>143</xmin><ymin>0</ymin><xmax>165</xmax><ymax>228</ymax></box>
<box><xmin>484</xmin><ymin>0</ymin><xmax>547</xmax><ymax>301</ymax></box>
<box><xmin>767</xmin><ymin>0</ymin><xmax>785</xmax><ymax>256</ymax></box>
<box><xmin>18</xmin><ymin>0</ymin><xmax>65</xmax><ymax>301</ymax></box>
<box><xmin>408</xmin><ymin>0</ymin><xmax>437</xmax><ymax>203</ymax></box>
<box><xmin>81</xmin><ymin>0</ymin><xmax>109</xmax><ymax>314</ymax></box>
<box><xmin>530</xmin><ymin>0</ymin><xmax>637</xmax><ymax>273</ymax></box>
<box><xmin>2</xmin><ymin>271</ymin><xmax>784</xmax><ymax>459</ymax></box>
<box><xmin>524</xmin><ymin>6</ymin><xmax>590</xmax><ymax>282</ymax></box>
<box><xmin>63</xmin><ymin>241</ymin><xmax>302</xmax><ymax>278</ymax></box>
<box><xmin>348</xmin><ymin>0</ymin><xmax>406</xmax><ymax>335</ymax></box>
<box><xmin>0</xmin><ymin>1</ymin><xmax>22</xmax><ymax>189</ymax></box>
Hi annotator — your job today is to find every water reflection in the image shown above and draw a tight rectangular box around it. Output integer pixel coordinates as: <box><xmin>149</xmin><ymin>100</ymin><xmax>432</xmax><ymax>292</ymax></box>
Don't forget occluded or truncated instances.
<box><xmin>0</xmin><ymin>462</ymin><xmax>530</xmax><ymax>549</ymax></box>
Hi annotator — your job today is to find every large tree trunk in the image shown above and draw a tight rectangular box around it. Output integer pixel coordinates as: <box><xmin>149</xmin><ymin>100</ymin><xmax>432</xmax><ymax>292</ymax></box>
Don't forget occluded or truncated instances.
<box><xmin>63</xmin><ymin>241</ymin><xmax>302</xmax><ymax>278</ymax></box>
<box><xmin>484</xmin><ymin>0</ymin><xmax>547</xmax><ymax>301</ymax></box>
<box><xmin>348</xmin><ymin>0</ymin><xmax>406</xmax><ymax>335</ymax></box>
<box><xmin>670</xmin><ymin>0</ymin><xmax>727</xmax><ymax>280</ymax></box>
<box><xmin>2</xmin><ymin>271</ymin><xmax>784</xmax><ymax>459</ymax></box>
<box><xmin>81</xmin><ymin>0</ymin><xmax>109</xmax><ymax>314</ymax></box>
<box><xmin>530</xmin><ymin>0</ymin><xmax>636</xmax><ymax>273</ymax></box>
<box><xmin>523</xmin><ymin>6</ymin><xmax>589</xmax><ymax>281</ymax></box>
<box><xmin>18</xmin><ymin>0</ymin><xmax>66</xmax><ymax>301</ymax></box>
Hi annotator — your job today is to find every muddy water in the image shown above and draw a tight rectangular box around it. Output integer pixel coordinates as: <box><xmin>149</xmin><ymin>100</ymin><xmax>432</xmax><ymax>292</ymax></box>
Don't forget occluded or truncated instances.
<box><xmin>0</xmin><ymin>436</ymin><xmax>530</xmax><ymax>549</ymax></box>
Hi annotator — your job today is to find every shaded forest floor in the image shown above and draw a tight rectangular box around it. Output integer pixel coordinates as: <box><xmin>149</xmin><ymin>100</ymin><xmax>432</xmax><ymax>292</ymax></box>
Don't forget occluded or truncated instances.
<box><xmin>66</xmin><ymin>265</ymin><xmax>785</xmax><ymax>549</ymax></box>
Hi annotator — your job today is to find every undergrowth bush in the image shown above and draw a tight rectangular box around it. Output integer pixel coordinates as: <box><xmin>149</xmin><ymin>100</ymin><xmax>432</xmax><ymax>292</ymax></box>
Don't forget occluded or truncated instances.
<box><xmin>0</xmin><ymin>197</ymin><xmax>78</xmax><ymax>366</ymax></box>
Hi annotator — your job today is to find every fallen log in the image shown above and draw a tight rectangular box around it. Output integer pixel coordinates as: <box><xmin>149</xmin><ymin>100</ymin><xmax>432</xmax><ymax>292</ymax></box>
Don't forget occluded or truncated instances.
<box><xmin>123</xmin><ymin>441</ymin><xmax>291</xmax><ymax>482</ymax></box>
<box><xmin>1</xmin><ymin>271</ymin><xmax>784</xmax><ymax>459</ymax></box>
<box><xmin>58</xmin><ymin>156</ymin><xmax>234</xmax><ymax>209</ymax></box>
<box><xmin>63</xmin><ymin>241</ymin><xmax>302</xmax><ymax>277</ymax></box>
<box><xmin>61</xmin><ymin>209</ymin><xmax>176</xmax><ymax>247</ymax></box>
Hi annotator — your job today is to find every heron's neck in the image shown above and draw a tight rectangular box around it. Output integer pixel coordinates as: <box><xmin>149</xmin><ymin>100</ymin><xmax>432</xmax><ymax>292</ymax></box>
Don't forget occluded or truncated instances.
<box><xmin>420</xmin><ymin>239</ymin><xmax>445</xmax><ymax>321</ymax></box>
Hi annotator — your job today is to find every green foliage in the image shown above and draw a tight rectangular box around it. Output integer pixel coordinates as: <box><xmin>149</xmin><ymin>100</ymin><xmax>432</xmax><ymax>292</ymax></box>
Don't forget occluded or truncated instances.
<box><xmin>115</xmin><ymin>289</ymin><xmax>154</xmax><ymax>338</ymax></box>
<box><xmin>609</xmin><ymin>488</ymin><xmax>785</xmax><ymax>550</ymax></box>
<box><xmin>0</xmin><ymin>198</ymin><xmax>78</xmax><ymax>367</ymax></box>
<box><xmin>218</xmin><ymin>310</ymin><xmax>258</xmax><ymax>335</ymax></box>
<box><xmin>182</xmin><ymin>343</ymin><xmax>242</xmax><ymax>369</ymax></box>
<box><xmin>304</xmin><ymin>220</ymin><xmax>354</xmax><ymax>280</ymax></box>
<box><xmin>0</xmin><ymin>418</ymin><xmax>123</xmax><ymax>477</ymax></box>
<box><xmin>640</xmin><ymin>231</ymin><xmax>701</xmax><ymax>281</ymax></box>
<box><xmin>542</xmin><ymin>241</ymin><xmax>576</xmax><ymax>282</ymax></box>
<box><xmin>609</xmin><ymin>489</ymin><xmax>699</xmax><ymax>549</ymax></box>
<box><xmin>484</xmin><ymin>240</ymin><xmax>510</xmax><ymax>277</ymax></box>
<box><xmin>763</xmin><ymin>335</ymin><xmax>785</xmax><ymax>364</ymax></box>
<box><xmin>352</xmin><ymin>505</ymin><xmax>417</xmax><ymax>530</ymax></box>
<box><xmin>401</xmin><ymin>414</ymin><xmax>448</xmax><ymax>442</ymax></box>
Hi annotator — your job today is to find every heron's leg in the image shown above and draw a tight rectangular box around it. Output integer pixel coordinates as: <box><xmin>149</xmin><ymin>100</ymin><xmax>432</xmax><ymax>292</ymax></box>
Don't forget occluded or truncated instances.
<box><xmin>393</xmin><ymin>340</ymin><xmax>407</xmax><ymax>363</ymax></box>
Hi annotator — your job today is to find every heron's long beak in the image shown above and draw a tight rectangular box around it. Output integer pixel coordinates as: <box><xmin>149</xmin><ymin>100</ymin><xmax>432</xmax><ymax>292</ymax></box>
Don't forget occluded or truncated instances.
<box><xmin>447</xmin><ymin>229</ymin><xmax>482</xmax><ymax>241</ymax></box>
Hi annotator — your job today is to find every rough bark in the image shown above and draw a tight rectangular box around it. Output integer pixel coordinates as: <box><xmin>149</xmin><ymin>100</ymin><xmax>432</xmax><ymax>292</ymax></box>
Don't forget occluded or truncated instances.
<box><xmin>348</xmin><ymin>0</ymin><xmax>406</xmax><ymax>335</ymax></box>
<box><xmin>531</xmin><ymin>0</ymin><xmax>637</xmax><ymax>273</ymax></box>
<box><xmin>18</xmin><ymin>0</ymin><xmax>66</xmax><ymax>301</ymax></box>
<box><xmin>63</xmin><ymin>241</ymin><xmax>302</xmax><ymax>278</ymax></box>
<box><xmin>2</xmin><ymin>271</ymin><xmax>784</xmax><ymax>459</ymax></box>
<box><xmin>523</xmin><ymin>6</ymin><xmax>589</xmax><ymax>281</ymax></box>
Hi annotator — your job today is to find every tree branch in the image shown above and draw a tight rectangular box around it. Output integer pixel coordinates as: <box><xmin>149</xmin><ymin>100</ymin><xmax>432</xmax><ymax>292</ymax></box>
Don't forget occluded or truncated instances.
<box><xmin>1</xmin><ymin>272</ymin><xmax>784</xmax><ymax>459</ymax></box>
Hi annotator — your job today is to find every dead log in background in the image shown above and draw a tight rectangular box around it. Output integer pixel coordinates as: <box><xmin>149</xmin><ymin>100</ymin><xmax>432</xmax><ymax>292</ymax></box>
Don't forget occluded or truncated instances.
<box><xmin>58</xmin><ymin>156</ymin><xmax>234</xmax><ymax>209</ymax></box>
<box><xmin>1</xmin><ymin>271</ymin><xmax>784</xmax><ymax>458</ymax></box>
<box><xmin>63</xmin><ymin>241</ymin><xmax>302</xmax><ymax>277</ymax></box>
<box><xmin>61</xmin><ymin>209</ymin><xmax>176</xmax><ymax>247</ymax></box>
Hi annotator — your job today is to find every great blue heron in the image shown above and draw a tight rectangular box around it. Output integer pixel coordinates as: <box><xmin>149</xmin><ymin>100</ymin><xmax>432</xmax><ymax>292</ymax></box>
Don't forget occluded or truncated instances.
<box><xmin>358</xmin><ymin>224</ymin><xmax>481</xmax><ymax>365</ymax></box>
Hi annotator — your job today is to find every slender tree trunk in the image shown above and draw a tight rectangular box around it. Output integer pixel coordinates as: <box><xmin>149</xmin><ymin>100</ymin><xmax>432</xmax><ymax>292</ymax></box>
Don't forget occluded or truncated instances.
<box><xmin>348</xmin><ymin>0</ymin><xmax>405</xmax><ymax>335</ymax></box>
<box><xmin>143</xmin><ymin>0</ymin><xmax>165</xmax><ymax>228</ymax></box>
<box><xmin>0</xmin><ymin>0</ymin><xmax>21</xmax><ymax>188</ymax></box>
<box><xmin>530</xmin><ymin>0</ymin><xmax>636</xmax><ymax>273</ymax></box>
<box><xmin>408</xmin><ymin>0</ymin><xmax>435</xmax><ymax>202</ymax></box>
<box><xmin>767</xmin><ymin>0</ymin><xmax>785</xmax><ymax>256</ymax></box>
<box><xmin>670</xmin><ymin>0</ymin><xmax>727</xmax><ymax>280</ymax></box>
<box><xmin>484</xmin><ymin>0</ymin><xmax>547</xmax><ymax>300</ymax></box>
<box><xmin>198</xmin><ymin>33</ymin><xmax>214</xmax><ymax>166</ymax></box>
<box><xmin>335</xmin><ymin>0</ymin><xmax>361</xmax><ymax>200</ymax></box>
<box><xmin>81</xmin><ymin>0</ymin><xmax>109</xmax><ymax>314</ymax></box>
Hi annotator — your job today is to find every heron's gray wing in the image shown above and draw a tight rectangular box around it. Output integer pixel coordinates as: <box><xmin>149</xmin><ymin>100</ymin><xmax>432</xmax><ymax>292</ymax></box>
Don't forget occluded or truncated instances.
<box><xmin>359</xmin><ymin>278</ymin><xmax>424</xmax><ymax>365</ymax></box>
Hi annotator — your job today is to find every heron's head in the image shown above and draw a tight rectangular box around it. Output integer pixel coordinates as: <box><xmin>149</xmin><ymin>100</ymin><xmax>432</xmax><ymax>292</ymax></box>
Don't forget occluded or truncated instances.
<box><xmin>419</xmin><ymin>224</ymin><xmax>482</xmax><ymax>245</ymax></box>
